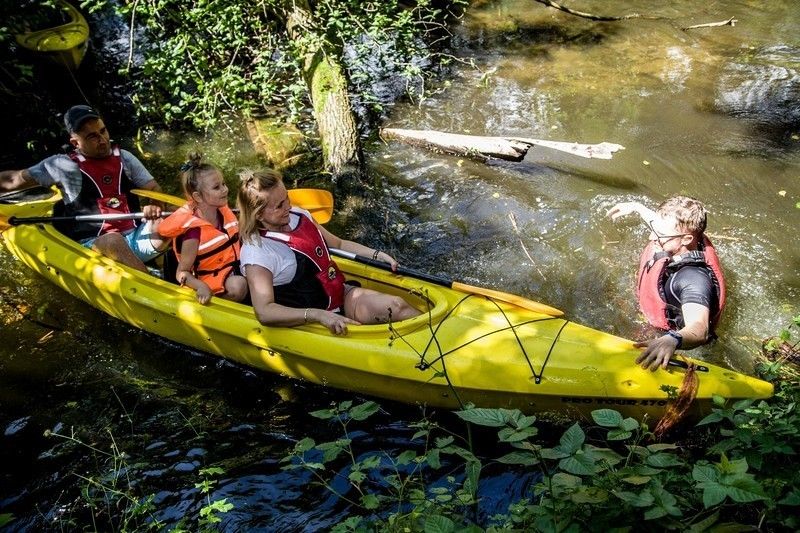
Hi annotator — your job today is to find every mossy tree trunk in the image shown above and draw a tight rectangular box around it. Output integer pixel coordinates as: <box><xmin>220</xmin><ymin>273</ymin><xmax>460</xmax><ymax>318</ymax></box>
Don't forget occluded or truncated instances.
<box><xmin>279</xmin><ymin>0</ymin><xmax>364</xmax><ymax>179</ymax></box>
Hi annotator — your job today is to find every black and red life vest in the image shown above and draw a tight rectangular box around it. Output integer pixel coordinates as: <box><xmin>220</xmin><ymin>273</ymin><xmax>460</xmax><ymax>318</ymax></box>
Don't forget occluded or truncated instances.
<box><xmin>58</xmin><ymin>146</ymin><xmax>141</xmax><ymax>240</ymax></box>
<box><xmin>261</xmin><ymin>209</ymin><xmax>346</xmax><ymax>311</ymax></box>
<box><xmin>159</xmin><ymin>204</ymin><xmax>241</xmax><ymax>294</ymax></box>
<box><xmin>636</xmin><ymin>236</ymin><xmax>726</xmax><ymax>331</ymax></box>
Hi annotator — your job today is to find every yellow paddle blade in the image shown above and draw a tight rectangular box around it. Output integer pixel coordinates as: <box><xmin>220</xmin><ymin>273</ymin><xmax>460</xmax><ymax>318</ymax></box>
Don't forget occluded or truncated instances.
<box><xmin>288</xmin><ymin>189</ymin><xmax>333</xmax><ymax>224</ymax></box>
<box><xmin>132</xmin><ymin>188</ymin><xmax>334</xmax><ymax>224</ymax></box>
<box><xmin>131</xmin><ymin>188</ymin><xmax>185</xmax><ymax>206</ymax></box>
<box><xmin>452</xmin><ymin>281</ymin><xmax>564</xmax><ymax>317</ymax></box>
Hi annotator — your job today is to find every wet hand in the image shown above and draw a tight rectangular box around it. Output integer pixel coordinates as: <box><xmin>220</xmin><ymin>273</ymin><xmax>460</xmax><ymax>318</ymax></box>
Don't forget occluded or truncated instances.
<box><xmin>315</xmin><ymin>310</ymin><xmax>361</xmax><ymax>335</ymax></box>
<box><xmin>195</xmin><ymin>284</ymin><xmax>213</xmax><ymax>305</ymax></box>
<box><xmin>376</xmin><ymin>251</ymin><xmax>399</xmax><ymax>272</ymax></box>
<box><xmin>634</xmin><ymin>335</ymin><xmax>679</xmax><ymax>371</ymax></box>
<box><xmin>607</xmin><ymin>201</ymin><xmax>643</xmax><ymax>221</ymax></box>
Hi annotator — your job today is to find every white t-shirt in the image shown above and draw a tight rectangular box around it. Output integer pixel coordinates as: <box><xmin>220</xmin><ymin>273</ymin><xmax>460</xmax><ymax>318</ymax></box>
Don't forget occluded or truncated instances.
<box><xmin>240</xmin><ymin>208</ymin><xmax>314</xmax><ymax>286</ymax></box>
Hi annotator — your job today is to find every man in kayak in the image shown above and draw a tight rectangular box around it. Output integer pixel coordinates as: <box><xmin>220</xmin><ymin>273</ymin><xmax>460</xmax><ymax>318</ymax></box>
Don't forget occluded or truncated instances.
<box><xmin>237</xmin><ymin>168</ymin><xmax>420</xmax><ymax>335</ymax></box>
<box><xmin>607</xmin><ymin>196</ymin><xmax>726</xmax><ymax>371</ymax></box>
<box><xmin>0</xmin><ymin>104</ymin><xmax>167</xmax><ymax>272</ymax></box>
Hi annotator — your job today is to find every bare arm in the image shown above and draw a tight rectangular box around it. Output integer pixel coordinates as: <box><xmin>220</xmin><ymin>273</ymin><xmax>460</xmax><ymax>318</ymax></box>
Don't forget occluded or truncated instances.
<box><xmin>635</xmin><ymin>303</ymin><xmax>710</xmax><ymax>371</ymax></box>
<box><xmin>317</xmin><ymin>223</ymin><xmax>400</xmax><ymax>271</ymax></box>
<box><xmin>246</xmin><ymin>263</ymin><xmax>359</xmax><ymax>334</ymax></box>
<box><xmin>607</xmin><ymin>201</ymin><xmax>657</xmax><ymax>224</ymax></box>
<box><xmin>0</xmin><ymin>169</ymin><xmax>36</xmax><ymax>193</ymax></box>
<box><xmin>175</xmin><ymin>239</ymin><xmax>213</xmax><ymax>305</ymax></box>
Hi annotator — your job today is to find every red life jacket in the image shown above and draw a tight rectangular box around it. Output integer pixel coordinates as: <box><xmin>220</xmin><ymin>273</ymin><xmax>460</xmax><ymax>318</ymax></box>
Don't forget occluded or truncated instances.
<box><xmin>159</xmin><ymin>204</ymin><xmax>240</xmax><ymax>294</ymax></box>
<box><xmin>636</xmin><ymin>235</ymin><xmax>726</xmax><ymax>331</ymax></box>
<box><xmin>262</xmin><ymin>209</ymin><xmax>346</xmax><ymax>311</ymax></box>
<box><xmin>65</xmin><ymin>146</ymin><xmax>140</xmax><ymax>239</ymax></box>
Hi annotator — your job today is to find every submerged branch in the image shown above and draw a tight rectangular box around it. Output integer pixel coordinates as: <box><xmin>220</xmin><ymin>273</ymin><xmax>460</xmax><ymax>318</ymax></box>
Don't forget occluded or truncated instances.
<box><xmin>682</xmin><ymin>17</ymin><xmax>737</xmax><ymax>30</ymax></box>
<box><xmin>533</xmin><ymin>0</ymin><xmax>664</xmax><ymax>21</ymax></box>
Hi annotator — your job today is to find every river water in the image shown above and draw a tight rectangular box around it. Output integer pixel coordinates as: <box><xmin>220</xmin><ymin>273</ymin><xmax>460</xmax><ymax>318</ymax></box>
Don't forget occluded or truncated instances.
<box><xmin>1</xmin><ymin>1</ymin><xmax>798</xmax><ymax>530</ymax></box>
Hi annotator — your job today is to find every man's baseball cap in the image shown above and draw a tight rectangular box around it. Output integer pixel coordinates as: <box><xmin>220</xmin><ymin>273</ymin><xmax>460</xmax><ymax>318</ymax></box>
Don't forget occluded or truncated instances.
<box><xmin>64</xmin><ymin>105</ymin><xmax>101</xmax><ymax>133</ymax></box>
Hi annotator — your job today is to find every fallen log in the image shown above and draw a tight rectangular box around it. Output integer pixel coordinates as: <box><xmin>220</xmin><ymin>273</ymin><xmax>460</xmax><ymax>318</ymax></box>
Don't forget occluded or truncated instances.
<box><xmin>380</xmin><ymin>128</ymin><xmax>624</xmax><ymax>162</ymax></box>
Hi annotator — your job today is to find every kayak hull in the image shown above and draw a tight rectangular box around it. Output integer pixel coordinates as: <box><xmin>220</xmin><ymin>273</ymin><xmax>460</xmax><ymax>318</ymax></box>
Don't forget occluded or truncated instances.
<box><xmin>15</xmin><ymin>1</ymin><xmax>89</xmax><ymax>71</ymax></box>
<box><xmin>0</xmin><ymin>188</ymin><xmax>774</xmax><ymax>422</ymax></box>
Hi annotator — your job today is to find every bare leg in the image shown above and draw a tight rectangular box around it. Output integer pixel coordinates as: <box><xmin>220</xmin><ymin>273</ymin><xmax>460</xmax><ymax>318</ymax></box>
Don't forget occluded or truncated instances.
<box><xmin>91</xmin><ymin>232</ymin><xmax>147</xmax><ymax>272</ymax></box>
<box><xmin>344</xmin><ymin>287</ymin><xmax>421</xmax><ymax>324</ymax></box>
<box><xmin>222</xmin><ymin>275</ymin><xmax>248</xmax><ymax>302</ymax></box>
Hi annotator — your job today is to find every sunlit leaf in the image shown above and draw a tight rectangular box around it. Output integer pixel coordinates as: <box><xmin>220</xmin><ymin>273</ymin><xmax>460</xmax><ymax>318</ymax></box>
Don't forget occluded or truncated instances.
<box><xmin>592</xmin><ymin>409</ymin><xmax>623</xmax><ymax>427</ymax></box>
<box><xmin>454</xmin><ymin>407</ymin><xmax>511</xmax><ymax>427</ymax></box>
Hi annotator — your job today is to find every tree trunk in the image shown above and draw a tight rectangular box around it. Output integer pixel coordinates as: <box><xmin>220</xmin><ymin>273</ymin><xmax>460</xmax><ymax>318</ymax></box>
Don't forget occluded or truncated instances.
<box><xmin>280</xmin><ymin>0</ymin><xmax>364</xmax><ymax>179</ymax></box>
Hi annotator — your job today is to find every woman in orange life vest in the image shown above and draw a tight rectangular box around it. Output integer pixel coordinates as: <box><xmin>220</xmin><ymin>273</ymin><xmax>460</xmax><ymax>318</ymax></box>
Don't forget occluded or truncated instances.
<box><xmin>237</xmin><ymin>169</ymin><xmax>421</xmax><ymax>335</ymax></box>
<box><xmin>607</xmin><ymin>196</ymin><xmax>726</xmax><ymax>372</ymax></box>
<box><xmin>159</xmin><ymin>153</ymin><xmax>248</xmax><ymax>305</ymax></box>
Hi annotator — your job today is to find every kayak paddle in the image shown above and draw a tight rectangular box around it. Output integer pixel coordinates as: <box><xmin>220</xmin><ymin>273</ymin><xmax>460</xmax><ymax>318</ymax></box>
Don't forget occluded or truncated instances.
<box><xmin>8</xmin><ymin>211</ymin><xmax>174</xmax><ymax>225</ymax></box>
<box><xmin>329</xmin><ymin>247</ymin><xmax>564</xmax><ymax>317</ymax></box>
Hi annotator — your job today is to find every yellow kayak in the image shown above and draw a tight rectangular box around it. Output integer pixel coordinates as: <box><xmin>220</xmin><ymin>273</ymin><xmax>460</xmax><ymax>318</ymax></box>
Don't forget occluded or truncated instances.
<box><xmin>0</xmin><ymin>187</ymin><xmax>773</xmax><ymax>422</ymax></box>
<box><xmin>15</xmin><ymin>0</ymin><xmax>89</xmax><ymax>71</ymax></box>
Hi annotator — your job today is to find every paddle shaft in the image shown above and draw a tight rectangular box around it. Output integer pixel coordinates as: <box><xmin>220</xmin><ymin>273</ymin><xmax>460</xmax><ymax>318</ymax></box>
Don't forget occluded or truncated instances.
<box><xmin>329</xmin><ymin>248</ymin><xmax>563</xmax><ymax>316</ymax></box>
<box><xmin>8</xmin><ymin>211</ymin><xmax>173</xmax><ymax>226</ymax></box>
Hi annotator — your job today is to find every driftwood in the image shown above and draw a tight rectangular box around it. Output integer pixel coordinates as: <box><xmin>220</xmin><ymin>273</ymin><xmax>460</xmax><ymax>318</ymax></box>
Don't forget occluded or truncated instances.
<box><xmin>682</xmin><ymin>17</ymin><xmax>737</xmax><ymax>30</ymax></box>
<box><xmin>380</xmin><ymin>128</ymin><xmax>625</xmax><ymax>162</ymax></box>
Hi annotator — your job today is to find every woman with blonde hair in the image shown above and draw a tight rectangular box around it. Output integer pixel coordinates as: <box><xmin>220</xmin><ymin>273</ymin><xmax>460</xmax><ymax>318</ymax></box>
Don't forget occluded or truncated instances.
<box><xmin>237</xmin><ymin>169</ymin><xmax>420</xmax><ymax>334</ymax></box>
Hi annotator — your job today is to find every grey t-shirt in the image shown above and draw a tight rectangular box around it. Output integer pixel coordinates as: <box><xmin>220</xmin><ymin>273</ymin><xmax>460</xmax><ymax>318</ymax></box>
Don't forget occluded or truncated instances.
<box><xmin>26</xmin><ymin>149</ymin><xmax>155</xmax><ymax>203</ymax></box>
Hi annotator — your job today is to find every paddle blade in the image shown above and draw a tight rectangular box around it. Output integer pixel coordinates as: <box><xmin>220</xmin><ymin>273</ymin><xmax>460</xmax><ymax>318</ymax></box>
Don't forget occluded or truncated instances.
<box><xmin>288</xmin><ymin>189</ymin><xmax>333</xmax><ymax>224</ymax></box>
<box><xmin>451</xmin><ymin>281</ymin><xmax>564</xmax><ymax>316</ymax></box>
<box><xmin>131</xmin><ymin>188</ymin><xmax>185</xmax><ymax>206</ymax></box>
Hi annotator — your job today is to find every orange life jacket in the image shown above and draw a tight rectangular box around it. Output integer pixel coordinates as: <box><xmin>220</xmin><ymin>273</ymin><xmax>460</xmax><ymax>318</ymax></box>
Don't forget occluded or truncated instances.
<box><xmin>159</xmin><ymin>204</ymin><xmax>240</xmax><ymax>294</ymax></box>
<box><xmin>636</xmin><ymin>235</ymin><xmax>726</xmax><ymax>331</ymax></box>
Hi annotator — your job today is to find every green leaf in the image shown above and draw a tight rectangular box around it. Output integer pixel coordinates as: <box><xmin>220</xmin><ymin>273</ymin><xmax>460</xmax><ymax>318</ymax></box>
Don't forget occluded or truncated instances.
<box><xmin>551</xmin><ymin>472</ymin><xmax>582</xmax><ymax>489</ymax></box>
<box><xmin>646</xmin><ymin>452</ymin><xmax>684</xmax><ymax>468</ymax></box>
<box><xmin>693</xmin><ymin>464</ymin><xmax>718</xmax><ymax>483</ymax></box>
<box><xmin>559</xmin><ymin>423</ymin><xmax>586</xmax><ymax>455</ymax></box>
<box><xmin>540</xmin><ymin>447</ymin><xmax>570</xmax><ymax>460</ymax></box>
<box><xmin>424</xmin><ymin>514</ymin><xmax>456</xmax><ymax>533</ymax></box>
<box><xmin>697</xmin><ymin>411</ymin><xmax>725</xmax><ymax>425</ymax></box>
<box><xmin>571</xmin><ymin>486</ymin><xmax>608</xmax><ymax>504</ymax></box>
<box><xmin>687</xmin><ymin>510</ymin><xmax>719</xmax><ymax>533</ymax></box>
<box><xmin>498</xmin><ymin>426</ymin><xmax>538</xmax><ymax>442</ymax></box>
<box><xmin>349</xmin><ymin>401</ymin><xmax>380</xmax><ymax>421</ymax></box>
<box><xmin>701</xmin><ymin>482</ymin><xmax>728</xmax><ymax>508</ymax></box>
<box><xmin>497</xmin><ymin>451</ymin><xmax>540</xmax><ymax>466</ymax></box>
<box><xmin>725</xmin><ymin>478</ymin><xmax>767</xmax><ymax>502</ymax></box>
<box><xmin>426</xmin><ymin>449</ymin><xmax>441</xmax><ymax>469</ymax></box>
<box><xmin>592</xmin><ymin>409</ymin><xmax>623</xmax><ymax>427</ymax></box>
<box><xmin>607</xmin><ymin>428</ymin><xmax>633</xmax><ymax>440</ymax></box>
<box><xmin>622</xmin><ymin>475</ymin><xmax>652</xmax><ymax>485</ymax></box>
<box><xmin>613</xmin><ymin>489</ymin><xmax>655</xmax><ymax>507</ymax></box>
<box><xmin>348</xmin><ymin>470</ymin><xmax>366</xmax><ymax>483</ymax></box>
<box><xmin>361</xmin><ymin>493</ymin><xmax>380</xmax><ymax>510</ymax></box>
<box><xmin>294</xmin><ymin>437</ymin><xmax>315</xmax><ymax>453</ymax></box>
<box><xmin>559</xmin><ymin>453</ymin><xmax>599</xmax><ymax>476</ymax></box>
<box><xmin>396</xmin><ymin>450</ymin><xmax>417</xmax><ymax>465</ymax></box>
<box><xmin>454</xmin><ymin>407</ymin><xmax>511</xmax><ymax>427</ymax></box>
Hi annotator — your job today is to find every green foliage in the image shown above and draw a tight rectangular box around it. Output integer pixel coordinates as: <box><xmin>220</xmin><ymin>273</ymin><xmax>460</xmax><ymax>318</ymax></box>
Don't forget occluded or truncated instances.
<box><xmin>44</xmin><ymin>427</ymin><xmax>235</xmax><ymax>531</ymax></box>
<box><xmin>282</xmin><ymin>366</ymin><xmax>800</xmax><ymax>532</ymax></box>
<box><xmin>78</xmin><ymin>0</ymin><xmax>466</xmax><ymax>130</ymax></box>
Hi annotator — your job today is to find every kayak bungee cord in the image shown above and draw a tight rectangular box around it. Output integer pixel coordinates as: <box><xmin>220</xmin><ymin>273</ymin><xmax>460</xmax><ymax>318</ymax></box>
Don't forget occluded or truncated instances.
<box><xmin>388</xmin><ymin>290</ymin><xmax>568</xmax><ymax>409</ymax></box>
<box><xmin>533</xmin><ymin>320</ymin><xmax>570</xmax><ymax>385</ymax></box>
